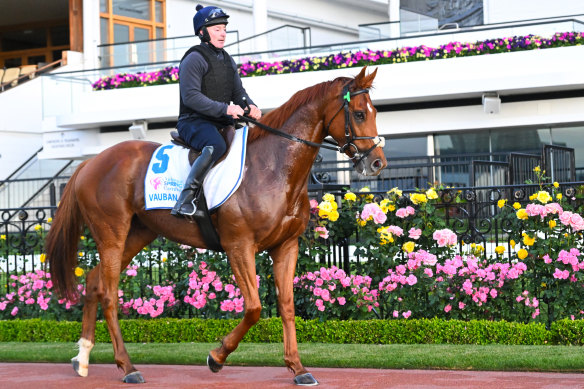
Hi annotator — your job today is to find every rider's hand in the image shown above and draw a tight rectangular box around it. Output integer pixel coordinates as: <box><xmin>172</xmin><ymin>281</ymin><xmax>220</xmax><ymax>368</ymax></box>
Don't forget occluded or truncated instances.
<box><xmin>248</xmin><ymin>105</ymin><xmax>262</xmax><ymax>120</ymax></box>
<box><xmin>226</xmin><ymin>104</ymin><xmax>245</xmax><ymax>119</ymax></box>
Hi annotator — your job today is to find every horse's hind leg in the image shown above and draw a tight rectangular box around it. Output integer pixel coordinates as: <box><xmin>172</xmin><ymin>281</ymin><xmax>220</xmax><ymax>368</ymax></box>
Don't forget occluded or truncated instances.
<box><xmin>208</xmin><ymin>245</ymin><xmax>262</xmax><ymax>371</ymax></box>
<box><xmin>72</xmin><ymin>218</ymin><xmax>156</xmax><ymax>381</ymax></box>
<box><xmin>270</xmin><ymin>239</ymin><xmax>318</xmax><ymax>386</ymax></box>
<box><xmin>71</xmin><ymin>263</ymin><xmax>101</xmax><ymax>377</ymax></box>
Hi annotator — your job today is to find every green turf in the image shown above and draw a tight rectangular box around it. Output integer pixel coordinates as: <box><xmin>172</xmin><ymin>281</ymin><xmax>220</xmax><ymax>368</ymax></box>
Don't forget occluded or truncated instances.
<box><xmin>0</xmin><ymin>342</ymin><xmax>583</xmax><ymax>372</ymax></box>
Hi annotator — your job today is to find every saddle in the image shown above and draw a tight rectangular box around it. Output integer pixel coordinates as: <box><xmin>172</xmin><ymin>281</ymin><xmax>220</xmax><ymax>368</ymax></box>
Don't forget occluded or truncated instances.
<box><xmin>170</xmin><ymin>125</ymin><xmax>236</xmax><ymax>166</ymax></box>
<box><xmin>168</xmin><ymin>126</ymin><xmax>236</xmax><ymax>252</ymax></box>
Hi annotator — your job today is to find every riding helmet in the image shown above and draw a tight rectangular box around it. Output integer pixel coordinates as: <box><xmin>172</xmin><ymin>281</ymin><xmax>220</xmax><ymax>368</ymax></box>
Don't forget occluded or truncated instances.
<box><xmin>193</xmin><ymin>4</ymin><xmax>230</xmax><ymax>35</ymax></box>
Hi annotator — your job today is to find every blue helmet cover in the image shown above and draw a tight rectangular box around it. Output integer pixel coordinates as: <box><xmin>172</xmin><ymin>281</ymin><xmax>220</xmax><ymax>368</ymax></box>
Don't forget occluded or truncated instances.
<box><xmin>193</xmin><ymin>4</ymin><xmax>230</xmax><ymax>35</ymax></box>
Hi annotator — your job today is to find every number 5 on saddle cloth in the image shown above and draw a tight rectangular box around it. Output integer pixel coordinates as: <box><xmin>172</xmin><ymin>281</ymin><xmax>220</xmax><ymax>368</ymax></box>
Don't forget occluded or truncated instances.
<box><xmin>144</xmin><ymin>125</ymin><xmax>248</xmax><ymax>251</ymax></box>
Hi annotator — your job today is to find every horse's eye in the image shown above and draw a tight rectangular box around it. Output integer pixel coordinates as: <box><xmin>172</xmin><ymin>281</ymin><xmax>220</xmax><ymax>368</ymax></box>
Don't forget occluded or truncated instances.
<box><xmin>354</xmin><ymin>111</ymin><xmax>365</xmax><ymax>122</ymax></box>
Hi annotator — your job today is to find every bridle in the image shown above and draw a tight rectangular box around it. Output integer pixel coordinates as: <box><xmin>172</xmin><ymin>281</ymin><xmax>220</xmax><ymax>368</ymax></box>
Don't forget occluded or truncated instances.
<box><xmin>323</xmin><ymin>81</ymin><xmax>382</xmax><ymax>165</ymax></box>
<box><xmin>239</xmin><ymin>80</ymin><xmax>383</xmax><ymax>165</ymax></box>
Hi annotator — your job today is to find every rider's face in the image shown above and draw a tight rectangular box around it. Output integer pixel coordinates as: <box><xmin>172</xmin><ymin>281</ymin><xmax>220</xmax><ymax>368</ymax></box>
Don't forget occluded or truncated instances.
<box><xmin>206</xmin><ymin>24</ymin><xmax>227</xmax><ymax>48</ymax></box>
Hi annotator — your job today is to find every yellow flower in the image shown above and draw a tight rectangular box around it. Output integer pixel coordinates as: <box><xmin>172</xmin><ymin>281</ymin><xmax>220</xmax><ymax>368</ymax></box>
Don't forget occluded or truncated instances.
<box><xmin>357</xmin><ymin>219</ymin><xmax>367</xmax><ymax>227</ymax></box>
<box><xmin>522</xmin><ymin>233</ymin><xmax>535</xmax><ymax>246</ymax></box>
<box><xmin>78</xmin><ymin>252</ymin><xmax>84</xmax><ymax>257</ymax></box>
<box><xmin>359</xmin><ymin>187</ymin><xmax>374</xmax><ymax>201</ymax></box>
<box><xmin>388</xmin><ymin>187</ymin><xmax>403</xmax><ymax>197</ymax></box>
<box><xmin>473</xmin><ymin>244</ymin><xmax>485</xmax><ymax>253</ymax></box>
<box><xmin>323</xmin><ymin>193</ymin><xmax>335</xmax><ymax>202</ymax></box>
<box><xmin>402</xmin><ymin>241</ymin><xmax>415</xmax><ymax>253</ymax></box>
<box><xmin>553</xmin><ymin>182</ymin><xmax>559</xmax><ymax>188</ymax></box>
<box><xmin>34</xmin><ymin>224</ymin><xmax>42</xmax><ymax>231</ymax></box>
<box><xmin>536</xmin><ymin>191</ymin><xmax>552</xmax><ymax>204</ymax></box>
<box><xmin>516</xmin><ymin>209</ymin><xmax>528</xmax><ymax>220</ymax></box>
<box><xmin>556</xmin><ymin>193</ymin><xmax>563</xmax><ymax>200</ymax></box>
<box><xmin>162</xmin><ymin>256</ymin><xmax>167</xmax><ymax>262</ymax></box>
<box><xmin>0</xmin><ymin>234</ymin><xmax>5</xmax><ymax>240</ymax></box>
<box><xmin>533</xmin><ymin>166</ymin><xmax>541</xmax><ymax>172</ymax></box>
<box><xmin>426</xmin><ymin>188</ymin><xmax>438</xmax><ymax>200</ymax></box>
<box><xmin>549</xmin><ymin>220</ymin><xmax>557</xmax><ymax>229</ymax></box>
<box><xmin>410</xmin><ymin>193</ymin><xmax>428</xmax><ymax>205</ymax></box>
<box><xmin>517</xmin><ymin>249</ymin><xmax>528</xmax><ymax>260</ymax></box>
<box><xmin>497</xmin><ymin>199</ymin><xmax>507</xmax><ymax>208</ymax></box>
<box><xmin>379</xmin><ymin>199</ymin><xmax>393</xmax><ymax>213</ymax></box>
<box><xmin>74</xmin><ymin>267</ymin><xmax>84</xmax><ymax>277</ymax></box>
<box><xmin>80</xmin><ymin>235</ymin><xmax>86</xmax><ymax>240</ymax></box>
<box><xmin>344</xmin><ymin>192</ymin><xmax>356</xmax><ymax>201</ymax></box>
<box><xmin>513</xmin><ymin>202</ymin><xmax>521</xmax><ymax>209</ymax></box>
<box><xmin>47</xmin><ymin>217</ymin><xmax>53</xmax><ymax>223</ymax></box>
<box><xmin>40</xmin><ymin>253</ymin><xmax>46</xmax><ymax>263</ymax></box>
<box><xmin>318</xmin><ymin>201</ymin><xmax>333</xmax><ymax>217</ymax></box>
<box><xmin>529</xmin><ymin>194</ymin><xmax>536</xmax><ymax>201</ymax></box>
<box><xmin>377</xmin><ymin>226</ymin><xmax>394</xmax><ymax>245</ymax></box>
<box><xmin>510</xmin><ymin>239</ymin><xmax>516</xmax><ymax>248</ymax></box>
<box><xmin>328</xmin><ymin>210</ymin><xmax>339</xmax><ymax>222</ymax></box>
<box><xmin>495</xmin><ymin>246</ymin><xmax>505</xmax><ymax>255</ymax></box>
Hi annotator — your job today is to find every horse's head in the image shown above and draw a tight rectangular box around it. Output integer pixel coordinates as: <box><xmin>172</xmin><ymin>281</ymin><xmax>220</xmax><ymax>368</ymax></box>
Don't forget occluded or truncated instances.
<box><xmin>324</xmin><ymin>67</ymin><xmax>387</xmax><ymax>176</ymax></box>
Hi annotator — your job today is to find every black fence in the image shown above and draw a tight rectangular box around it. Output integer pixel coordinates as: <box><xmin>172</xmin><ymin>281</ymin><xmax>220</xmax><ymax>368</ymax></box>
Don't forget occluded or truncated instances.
<box><xmin>312</xmin><ymin>145</ymin><xmax>577</xmax><ymax>191</ymax></box>
<box><xmin>3</xmin><ymin>181</ymin><xmax>584</xmax><ymax>295</ymax></box>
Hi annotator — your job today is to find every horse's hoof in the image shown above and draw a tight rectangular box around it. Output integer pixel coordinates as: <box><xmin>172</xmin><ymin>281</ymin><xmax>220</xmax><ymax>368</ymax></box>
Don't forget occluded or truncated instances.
<box><xmin>71</xmin><ymin>356</ymin><xmax>88</xmax><ymax>377</ymax></box>
<box><xmin>294</xmin><ymin>372</ymin><xmax>319</xmax><ymax>386</ymax></box>
<box><xmin>207</xmin><ymin>353</ymin><xmax>223</xmax><ymax>373</ymax></box>
<box><xmin>123</xmin><ymin>371</ymin><xmax>145</xmax><ymax>384</ymax></box>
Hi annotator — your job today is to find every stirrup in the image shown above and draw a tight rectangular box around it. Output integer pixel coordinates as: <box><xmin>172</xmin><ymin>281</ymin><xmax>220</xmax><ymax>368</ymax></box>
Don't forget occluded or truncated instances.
<box><xmin>175</xmin><ymin>198</ymin><xmax>198</xmax><ymax>217</ymax></box>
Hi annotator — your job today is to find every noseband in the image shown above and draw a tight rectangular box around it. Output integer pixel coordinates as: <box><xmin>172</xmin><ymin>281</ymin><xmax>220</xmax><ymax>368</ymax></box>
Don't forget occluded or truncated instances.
<box><xmin>239</xmin><ymin>81</ymin><xmax>383</xmax><ymax>165</ymax></box>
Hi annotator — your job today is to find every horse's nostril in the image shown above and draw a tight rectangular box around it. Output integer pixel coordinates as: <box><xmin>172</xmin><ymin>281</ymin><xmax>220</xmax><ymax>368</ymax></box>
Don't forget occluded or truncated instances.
<box><xmin>372</xmin><ymin>159</ymin><xmax>382</xmax><ymax>170</ymax></box>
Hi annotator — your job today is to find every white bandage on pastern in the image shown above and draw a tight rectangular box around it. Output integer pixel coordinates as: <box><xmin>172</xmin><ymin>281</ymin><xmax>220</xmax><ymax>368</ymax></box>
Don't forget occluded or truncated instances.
<box><xmin>72</xmin><ymin>337</ymin><xmax>94</xmax><ymax>377</ymax></box>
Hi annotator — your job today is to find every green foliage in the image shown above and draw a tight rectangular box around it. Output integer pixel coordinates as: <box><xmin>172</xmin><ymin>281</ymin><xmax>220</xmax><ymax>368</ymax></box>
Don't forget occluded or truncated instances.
<box><xmin>1</xmin><ymin>317</ymin><xmax>580</xmax><ymax>345</ymax></box>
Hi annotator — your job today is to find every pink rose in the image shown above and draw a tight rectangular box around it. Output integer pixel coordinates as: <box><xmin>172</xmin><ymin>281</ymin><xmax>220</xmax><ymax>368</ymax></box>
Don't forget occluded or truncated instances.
<box><xmin>408</xmin><ymin>228</ymin><xmax>422</xmax><ymax>240</ymax></box>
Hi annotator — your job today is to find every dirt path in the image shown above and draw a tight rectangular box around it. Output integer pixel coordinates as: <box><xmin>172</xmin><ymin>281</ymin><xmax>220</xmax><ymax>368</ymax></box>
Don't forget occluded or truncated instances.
<box><xmin>0</xmin><ymin>363</ymin><xmax>582</xmax><ymax>388</ymax></box>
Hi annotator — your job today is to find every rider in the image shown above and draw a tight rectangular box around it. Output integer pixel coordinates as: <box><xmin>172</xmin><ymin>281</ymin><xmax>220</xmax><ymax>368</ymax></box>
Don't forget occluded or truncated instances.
<box><xmin>171</xmin><ymin>4</ymin><xmax>262</xmax><ymax>217</ymax></box>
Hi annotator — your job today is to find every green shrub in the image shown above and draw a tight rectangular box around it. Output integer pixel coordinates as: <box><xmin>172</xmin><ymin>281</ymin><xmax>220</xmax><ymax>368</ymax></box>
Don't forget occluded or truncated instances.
<box><xmin>1</xmin><ymin>317</ymin><xmax>578</xmax><ymax>345</ymax></box>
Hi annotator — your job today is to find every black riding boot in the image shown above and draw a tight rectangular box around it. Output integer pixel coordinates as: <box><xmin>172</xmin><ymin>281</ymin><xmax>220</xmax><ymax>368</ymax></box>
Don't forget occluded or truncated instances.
<box><xmin>171</xmin><ymin>145</ymin><xmax>215</xmax><ymax>217</ymax></box>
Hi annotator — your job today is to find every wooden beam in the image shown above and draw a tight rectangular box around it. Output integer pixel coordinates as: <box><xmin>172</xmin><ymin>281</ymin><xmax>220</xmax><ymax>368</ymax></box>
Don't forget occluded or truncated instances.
<box><xmin>69</xmin><ymin>0</ymin><xmax>83</xmax><ymax>52</ymax></box>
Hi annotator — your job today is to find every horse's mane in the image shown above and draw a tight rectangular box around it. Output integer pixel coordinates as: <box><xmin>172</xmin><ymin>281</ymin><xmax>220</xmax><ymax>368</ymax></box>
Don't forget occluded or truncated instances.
<box><xmin>247</xmin><ymin>76</ymin><xmax>351</xmax><ymax>143</ymax></box>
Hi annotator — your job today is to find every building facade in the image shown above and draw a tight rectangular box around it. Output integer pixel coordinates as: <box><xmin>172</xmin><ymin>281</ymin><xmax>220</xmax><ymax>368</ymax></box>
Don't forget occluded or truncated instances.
<box><xmin>1</xmin><ymin>0</ymin><xmax>583</xmax><ymax>193</ymax></box>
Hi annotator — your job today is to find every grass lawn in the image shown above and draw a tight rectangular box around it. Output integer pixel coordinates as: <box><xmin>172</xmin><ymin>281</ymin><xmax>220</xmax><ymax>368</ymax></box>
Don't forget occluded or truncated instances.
<box><xmin>0</xmin><ymin>342</ymin><xmax>583</xmax><ymax>372</ymax></box>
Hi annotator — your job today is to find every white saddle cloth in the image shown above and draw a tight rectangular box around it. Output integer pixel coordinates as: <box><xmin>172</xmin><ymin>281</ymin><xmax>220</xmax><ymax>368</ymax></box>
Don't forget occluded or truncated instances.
<box><xmin>144</xmin><ymin>126</ymin><xmax>248</xmax><ymax>212</ymax></box>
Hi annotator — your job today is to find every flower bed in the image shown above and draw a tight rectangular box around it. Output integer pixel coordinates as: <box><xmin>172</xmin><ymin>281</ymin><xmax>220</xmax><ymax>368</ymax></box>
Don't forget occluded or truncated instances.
<box><xmin>91</xmin><ymin>31</ymin><xmax>584</xmax><ymax>90</ymax></box>
<box><xmin>2</xmin><ymin>167</ymin><xmax>584</xmax><ymax>327</ymax></box>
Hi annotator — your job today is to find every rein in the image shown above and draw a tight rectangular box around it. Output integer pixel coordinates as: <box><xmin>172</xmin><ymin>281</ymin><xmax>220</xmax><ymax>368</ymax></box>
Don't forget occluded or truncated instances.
<box><xmin>239</xmin><ymin>82</ymin><xmax>383</xmax><ymax>164</ymax></box>
<box><xmin>238</xmin><ymin>116</ymin><xmax>341</xmax><ymax>152</ymax></box>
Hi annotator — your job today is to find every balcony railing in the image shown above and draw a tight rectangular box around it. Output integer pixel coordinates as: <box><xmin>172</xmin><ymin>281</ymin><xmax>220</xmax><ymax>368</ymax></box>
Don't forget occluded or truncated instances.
<box><xmin>97</xmin><ymin>25</ymin><xmax>311</xmax><ymax>69</ymax></box>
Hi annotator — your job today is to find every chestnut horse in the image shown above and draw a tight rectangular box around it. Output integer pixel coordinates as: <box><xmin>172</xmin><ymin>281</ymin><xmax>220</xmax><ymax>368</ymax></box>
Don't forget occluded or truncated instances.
<box><xmin>45</xmin><ymin>67</ymin><xmax>386</xmax><ymax>385</ymax></box>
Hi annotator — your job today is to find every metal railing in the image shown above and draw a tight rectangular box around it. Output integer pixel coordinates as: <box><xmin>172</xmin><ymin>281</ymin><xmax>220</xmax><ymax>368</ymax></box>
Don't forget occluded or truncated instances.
<box><xmin>97</xmin><ymin>25</ymin><xmax>311</xmax><ymax>68</ymax></box>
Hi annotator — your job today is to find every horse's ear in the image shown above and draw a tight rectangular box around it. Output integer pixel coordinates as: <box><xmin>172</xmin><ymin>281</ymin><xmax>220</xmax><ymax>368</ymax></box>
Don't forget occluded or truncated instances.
<box><xmin>355</xmin><ymin>66</ymin><xmax>377</xmax><ymax>89</ymax></box>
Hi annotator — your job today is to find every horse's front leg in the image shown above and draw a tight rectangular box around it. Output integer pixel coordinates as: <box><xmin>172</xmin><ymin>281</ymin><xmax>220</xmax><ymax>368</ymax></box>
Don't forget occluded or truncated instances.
<box><xmin>270</xmin><ymin>238</ymin><xmax>318</xmax><ymax>386</ymax></box>
<box><xmin>208</xmin><ymin>245</ymin><xmax>262</xmax><ymax>371</ymax></box>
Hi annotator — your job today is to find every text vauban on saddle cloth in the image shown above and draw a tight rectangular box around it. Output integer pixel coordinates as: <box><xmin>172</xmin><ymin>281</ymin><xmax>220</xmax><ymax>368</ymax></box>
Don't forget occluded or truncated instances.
<box><xmin>144</xmin><ymin>126</ymin><xmax>248</xmax><ymax>211</ymax></box>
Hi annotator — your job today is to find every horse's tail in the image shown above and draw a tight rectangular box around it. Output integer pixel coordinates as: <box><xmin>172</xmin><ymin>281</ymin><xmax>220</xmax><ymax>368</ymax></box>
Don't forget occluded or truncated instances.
<box><xmin>45</xmin><ymin>160</ymin><xmax>88</xmax><ymax>301</ymax></box>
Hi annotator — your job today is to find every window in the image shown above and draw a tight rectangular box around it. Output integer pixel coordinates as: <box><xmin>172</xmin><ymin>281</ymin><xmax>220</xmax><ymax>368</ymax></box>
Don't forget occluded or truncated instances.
<box><xmin>100</xmin><ymin>0</ymin><xmax>166</xmax><ymax>66</ymax></box>
<box><xmin>551</xmin><ymin>126</ymin><xmax>584</xmax><ymax>180</ymax></box>
<box><xmin>0</xmin><ymin>22</ymin><xmax>69</xmax><ymax>67</ymax></box>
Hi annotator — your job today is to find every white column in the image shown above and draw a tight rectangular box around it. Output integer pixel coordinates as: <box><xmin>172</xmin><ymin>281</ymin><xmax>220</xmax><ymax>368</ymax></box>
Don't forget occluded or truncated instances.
<box><xmin>253</xmin><ymin>0</ymin><xmax>268</xmax><ymax>53</ymax></box>
<box><xmin>388</xmin><ymin>0</ymin><xmax>401</xmax><ymax>38</ymax></box>
<box><xmin>83</xmin><ymin>0</ymin><xmax>101</xmax><ymax>69</ymax></box>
